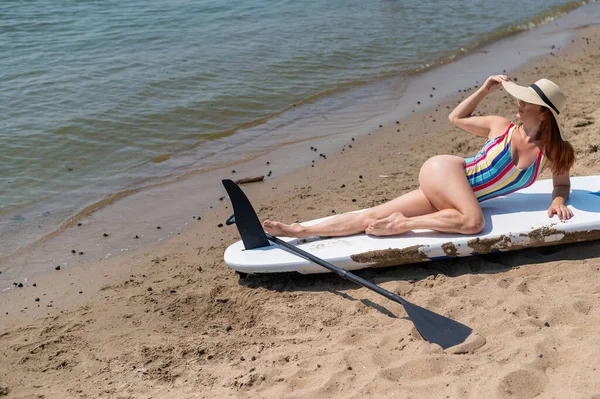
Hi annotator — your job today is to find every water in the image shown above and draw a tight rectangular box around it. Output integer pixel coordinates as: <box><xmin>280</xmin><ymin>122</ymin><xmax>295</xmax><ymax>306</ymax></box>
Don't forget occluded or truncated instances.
<box><xmin>0</xmin><ymin>0</ymin><xmax>596</xmax><ymax>265</ymax></box>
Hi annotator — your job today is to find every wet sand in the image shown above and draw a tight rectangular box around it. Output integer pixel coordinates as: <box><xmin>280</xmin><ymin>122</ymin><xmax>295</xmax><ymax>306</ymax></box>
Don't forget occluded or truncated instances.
<box><xmin>2</xmin><ymin>23</ymin><xmax>600</xmax><ymax>399</ymax></box>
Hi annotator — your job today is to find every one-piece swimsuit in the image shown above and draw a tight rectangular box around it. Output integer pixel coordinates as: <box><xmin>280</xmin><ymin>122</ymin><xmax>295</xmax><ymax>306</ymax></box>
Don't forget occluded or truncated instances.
<box><xmin>464</xmin><ymin>123</ymin><xmax>546</xmax><ymax>203</ymax></box>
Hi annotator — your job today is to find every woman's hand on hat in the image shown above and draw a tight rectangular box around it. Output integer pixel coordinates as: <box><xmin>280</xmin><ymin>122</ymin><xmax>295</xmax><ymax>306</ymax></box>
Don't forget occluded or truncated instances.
<box><xmin>547</xmin><ymin>202</ymin><xmax>573</xmax><ymax>221</ymax></box>
<box><xmin>482</xmin><ymin>74</ymin><xmax>508</xmax><ymax>94</ymax></box>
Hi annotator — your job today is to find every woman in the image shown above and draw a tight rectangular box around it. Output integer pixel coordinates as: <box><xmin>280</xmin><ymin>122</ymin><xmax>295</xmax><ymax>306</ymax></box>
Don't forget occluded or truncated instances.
<box><xmin>263</xmin><ymin>75</ymin><xmax>576</xmax><ymax>238</ymax></box>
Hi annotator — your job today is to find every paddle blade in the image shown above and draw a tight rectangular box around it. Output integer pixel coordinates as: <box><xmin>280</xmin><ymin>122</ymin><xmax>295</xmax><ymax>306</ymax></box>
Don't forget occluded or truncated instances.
<box><xmin>222</xmin><ymin>179</ymin><xmax>270</xmax><ymax>250</ymax></box>
<box><xmin>401</xmin><ymin>299</ymin><xmax>472</xmax><ymax>349</ymax></box>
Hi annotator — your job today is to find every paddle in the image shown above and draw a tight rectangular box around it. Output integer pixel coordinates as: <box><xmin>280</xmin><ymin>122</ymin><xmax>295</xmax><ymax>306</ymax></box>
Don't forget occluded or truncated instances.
<box><xmin>221</xmin><ymin>179</ymin><xmax>472</xmax><ymax>349</ymax></box>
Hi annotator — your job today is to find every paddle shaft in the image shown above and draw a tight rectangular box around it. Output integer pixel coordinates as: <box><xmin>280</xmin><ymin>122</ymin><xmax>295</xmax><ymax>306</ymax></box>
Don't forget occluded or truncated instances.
<box><xmin>221</xmin><ymin>180</ymin><xmax>472</xmax><ymax>349</ymax></box>
<box><xmin>267</xmin><ymin>234</ymin><xmax>409</xmax><ymax>307</ymax></box>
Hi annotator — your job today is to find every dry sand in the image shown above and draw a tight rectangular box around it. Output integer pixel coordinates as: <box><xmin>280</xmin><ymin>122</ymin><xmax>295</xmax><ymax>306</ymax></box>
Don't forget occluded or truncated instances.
<box><xmin>2</xmin><ymin>25</ymin><xmax>600</xmax><ymax>399</ymax></box>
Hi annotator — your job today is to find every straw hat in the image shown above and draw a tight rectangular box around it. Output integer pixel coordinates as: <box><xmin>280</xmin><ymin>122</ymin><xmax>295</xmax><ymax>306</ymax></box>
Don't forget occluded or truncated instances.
<box><xmin>501</xmin><ymin>78</ymin><xmax>567</xmax><ymax>141</ymax></box>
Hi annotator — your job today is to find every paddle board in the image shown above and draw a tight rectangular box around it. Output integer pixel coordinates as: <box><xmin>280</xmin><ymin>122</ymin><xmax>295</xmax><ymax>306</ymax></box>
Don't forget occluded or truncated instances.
<box><xmin>224</xmin><ymin>176</ymin><xmax>600</xmax><ymax>274</ymax></box>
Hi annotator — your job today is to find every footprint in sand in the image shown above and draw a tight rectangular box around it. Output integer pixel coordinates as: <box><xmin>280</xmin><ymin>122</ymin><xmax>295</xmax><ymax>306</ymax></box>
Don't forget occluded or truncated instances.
<box><xmin>573</xmin><ymin>300</ymin><xmax>592</xmax><ymax>315</ymax></box>
<box><xmin>497</xmin><ymin>369</ymin><xmax>548</xmax><ymax>398</ymax></box>
<box><xmin>377</xmin><ymin>357</ymin><xmax>455</xmax><ymax>382</ymax></box>
<box><xmin>497</xmin><ymin>277</ymin><xmax>511</xmax><ymax>289</ymax></box>
<box><xmin>516</xmin><ymin>279</ymin><xmax>531</xmax><ymax>294</ymax></box>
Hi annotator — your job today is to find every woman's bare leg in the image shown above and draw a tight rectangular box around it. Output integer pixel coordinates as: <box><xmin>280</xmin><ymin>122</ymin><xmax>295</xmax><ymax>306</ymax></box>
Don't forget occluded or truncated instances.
<box><xmin>262</xmin><ymin>188</ymin><xmax>437</xmax><ymax>238</ymax></box>
<box><xmin>264</xmin><ymin>154</ymin><xmax>484</xmax><ymax>238</ymax></box>
<box><xmin>366</xmin><ymin>155</ymin><xmax>484</xmax><ymax>236</ymax></box>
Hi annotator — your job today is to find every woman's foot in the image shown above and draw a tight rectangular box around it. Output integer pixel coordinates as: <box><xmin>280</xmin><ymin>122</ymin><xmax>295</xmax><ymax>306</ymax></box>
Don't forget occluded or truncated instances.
<box><xmin>262</xmin><ymin>220</ymin><xmax>306</xmax><ymax>238</ymax></box>
<box><xmin>365</xmin><ymin>212</ymin><xmax>411</xmax><ymax>236</ymax></box>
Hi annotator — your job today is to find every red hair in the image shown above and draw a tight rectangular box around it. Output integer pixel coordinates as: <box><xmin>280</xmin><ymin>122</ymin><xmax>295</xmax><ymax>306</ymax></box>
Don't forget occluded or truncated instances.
<box><xmin>538</xmin><ymin>108</ymin><xmax>575</xmax><ymax>175</ymax></box>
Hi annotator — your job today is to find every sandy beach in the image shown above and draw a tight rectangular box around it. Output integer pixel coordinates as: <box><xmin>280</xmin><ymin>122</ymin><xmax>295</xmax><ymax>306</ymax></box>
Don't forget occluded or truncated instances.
<box><xmin>2</xmin><ymin>23</ymin><xmax>600</xmax><ymax>399</ymax></box>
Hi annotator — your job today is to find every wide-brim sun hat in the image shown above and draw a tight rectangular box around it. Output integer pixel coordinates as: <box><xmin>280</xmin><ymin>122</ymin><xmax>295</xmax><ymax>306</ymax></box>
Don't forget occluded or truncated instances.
<box><xmin>501</xmin><ymin>78</ymin><xmax>567</xmax><ymax>141</ymax></box>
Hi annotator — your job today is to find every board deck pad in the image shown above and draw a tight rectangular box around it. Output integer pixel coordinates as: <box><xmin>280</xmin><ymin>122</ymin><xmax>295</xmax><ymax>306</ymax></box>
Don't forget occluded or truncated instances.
<box><xmin>224</xmin><ymin>176</ymin><xmax>600</xmax><ymax>274</ymax></box>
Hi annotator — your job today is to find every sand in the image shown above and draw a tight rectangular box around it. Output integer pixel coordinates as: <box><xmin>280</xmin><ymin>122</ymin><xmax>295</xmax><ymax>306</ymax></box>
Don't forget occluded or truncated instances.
<box><xmin>2</xmin><ymin>25</ymin><xmax>600</xmax><ymax>399</ymax></box>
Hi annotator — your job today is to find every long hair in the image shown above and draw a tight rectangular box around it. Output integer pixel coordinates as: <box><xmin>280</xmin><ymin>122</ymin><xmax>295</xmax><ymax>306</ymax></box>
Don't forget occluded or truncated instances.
<box><xmin>538</xmin><ymin>107</ymin><xmax>575</xmax><ymax>175</ymax></box>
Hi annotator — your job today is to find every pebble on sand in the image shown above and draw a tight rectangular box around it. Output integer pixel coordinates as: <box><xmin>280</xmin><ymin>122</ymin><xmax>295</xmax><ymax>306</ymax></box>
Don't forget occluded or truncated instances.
<box><xmin>134</xmin><ymin>235</ymin><xmax>139</xmax><ymax>239</ymax></box>
<box><xmin>55</xmin><ymin>265</ymin><xmax>61</xmax><ymax>270</ymax></box>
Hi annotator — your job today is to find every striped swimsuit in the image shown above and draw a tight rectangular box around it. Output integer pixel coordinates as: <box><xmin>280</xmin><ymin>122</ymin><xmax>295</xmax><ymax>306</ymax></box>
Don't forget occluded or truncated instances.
<box><xmin>464</xmin><ymin>123</ymin><xmax>546</xmax><ymax>202</ymax></box>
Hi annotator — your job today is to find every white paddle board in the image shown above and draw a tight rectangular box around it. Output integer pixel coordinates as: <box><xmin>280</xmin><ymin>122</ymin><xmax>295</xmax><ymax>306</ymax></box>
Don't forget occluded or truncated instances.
<box><xmin>224</xmin><ymin>176</ymin><xmax>600</xmax><ymax>274</ymax></box>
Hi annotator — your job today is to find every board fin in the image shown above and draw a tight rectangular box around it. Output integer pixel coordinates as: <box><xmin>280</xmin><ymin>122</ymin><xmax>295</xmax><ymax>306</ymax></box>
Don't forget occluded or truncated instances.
<box><xmin>222</xmin><ymin>179</ymin><xmax>271</xmax><ymax>250</ymax></box>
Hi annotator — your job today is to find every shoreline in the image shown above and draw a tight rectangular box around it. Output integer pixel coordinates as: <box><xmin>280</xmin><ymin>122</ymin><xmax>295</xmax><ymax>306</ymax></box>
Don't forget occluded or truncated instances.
<box><xmin>2</xmin><ymin>10</ymin><xmax>600</xmax><ymax>399</ymax></box>
<box><xmin>3</xmin><ymin>2</ymin><xmax>600</xmax><ymax>288</ymax></box>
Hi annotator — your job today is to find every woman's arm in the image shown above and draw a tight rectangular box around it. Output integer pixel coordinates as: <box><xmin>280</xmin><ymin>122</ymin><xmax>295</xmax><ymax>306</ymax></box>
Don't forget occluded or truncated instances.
<box><xmin>548</xmin><ymin>170</ymin><xmax>573</xmax><ymax>220</ymax></box>
<box><xmin>448</xmin><ymin>75</ymin><xmax>511</xmax><ymax>139</ymax></box>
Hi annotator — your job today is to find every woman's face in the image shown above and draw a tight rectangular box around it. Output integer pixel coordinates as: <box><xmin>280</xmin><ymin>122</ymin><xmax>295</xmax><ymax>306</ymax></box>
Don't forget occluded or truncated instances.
<box><xmin>515</xmin><ymin>99</ymin><xmax>544</xmax><ymax>127</ymax></box>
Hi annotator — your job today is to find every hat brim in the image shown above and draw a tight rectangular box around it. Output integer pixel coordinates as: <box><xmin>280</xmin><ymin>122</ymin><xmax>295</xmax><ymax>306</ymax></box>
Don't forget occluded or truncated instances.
<box><xmin>502</xmin><ymin>80</ymin><xmax>567</xmax><ymax>141</ymax></box>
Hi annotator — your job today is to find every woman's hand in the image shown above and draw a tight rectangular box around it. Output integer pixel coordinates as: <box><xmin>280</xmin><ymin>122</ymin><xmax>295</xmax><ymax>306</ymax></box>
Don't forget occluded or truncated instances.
<box><xmin>481</xmin><ymin>74</ymin><xmax>508</xmax><ymax>94</ymax></box>
<box><xmin>547</xmin><ymin>202</ymin><xmax>573</xmax><ymax>221</ymax></box>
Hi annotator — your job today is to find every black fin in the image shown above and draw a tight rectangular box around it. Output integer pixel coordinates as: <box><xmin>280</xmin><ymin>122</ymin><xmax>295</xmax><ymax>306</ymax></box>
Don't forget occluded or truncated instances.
<box><xmin>222</xmin><ymin>179</ymin><xmax>270</xmax><ymax>249</ymax></box>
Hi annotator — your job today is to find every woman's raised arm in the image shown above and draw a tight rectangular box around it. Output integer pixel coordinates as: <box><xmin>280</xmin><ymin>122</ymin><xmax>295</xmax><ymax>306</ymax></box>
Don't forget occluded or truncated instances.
<box><xmin>448</xmin><ymin>75</ymin><xmax>511</xmax><ymax>139</ymax></box>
